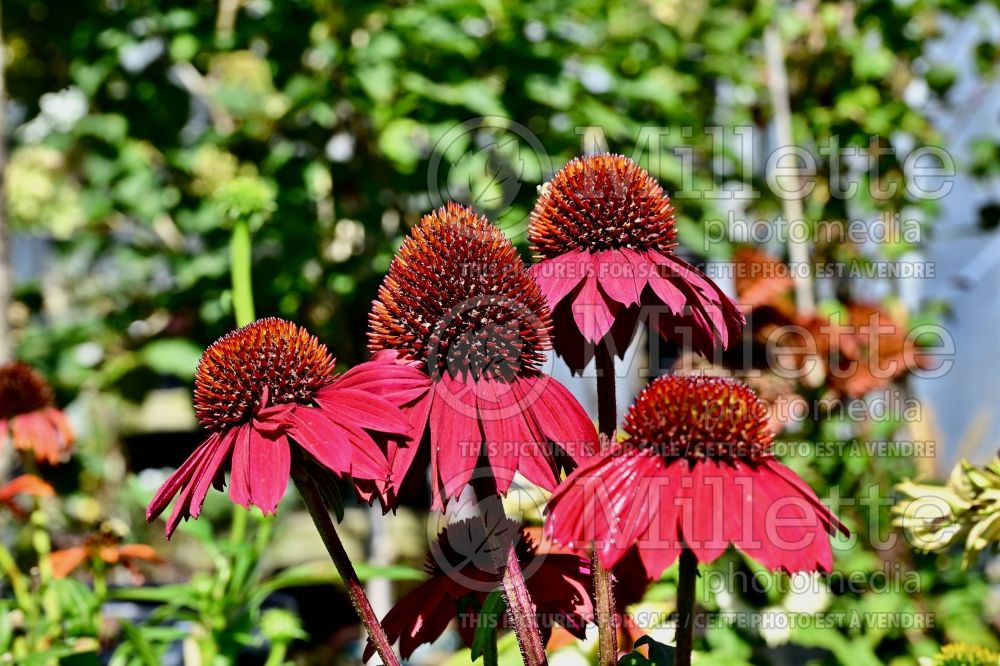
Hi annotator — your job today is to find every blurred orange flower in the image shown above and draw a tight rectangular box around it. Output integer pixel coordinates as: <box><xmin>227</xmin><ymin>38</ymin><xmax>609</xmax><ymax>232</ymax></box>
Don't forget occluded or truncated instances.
<box><xmin>0</xmin><ymin>362</ymin><xmax>74</xmax><ymax>464</ymax></box>
<box><xmin>0</xmin><ymin>474</ymin><xmax>54</xmax><ymax>519</ymax></box>
<box><xmin>50</xmin><ymin>533</ymin><xmax>161</xmax><ymax>579</ymax></box>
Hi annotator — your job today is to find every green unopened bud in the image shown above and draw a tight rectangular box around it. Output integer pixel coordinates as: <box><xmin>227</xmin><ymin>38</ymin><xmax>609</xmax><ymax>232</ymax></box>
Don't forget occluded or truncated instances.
<box><xmin>260</xmin><ymin>608</ymin><xmax>307</xmax><ymax>646</ymax></box>
<box><xmin>212</xmin><ymin>175</ymin><xmax>277</xmax><ymax>232</ymax></box>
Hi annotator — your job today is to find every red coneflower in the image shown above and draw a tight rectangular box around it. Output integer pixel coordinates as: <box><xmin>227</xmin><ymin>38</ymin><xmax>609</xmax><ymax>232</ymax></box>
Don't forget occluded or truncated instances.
<box><xmin>364</xmin><ymin>517</ymin><xmax>593</xmax><ymax>661</ymax></box>
<box><xmin>546</xmin><ymin>375</ymin><xmax>848</xmax><ymax>578</ymax></box>
<box><xmin>0</xmin><ymin>362</ymin><xmax>74</xmax><ymax>465</ymax></box>
<box><xmin>368</xmin><ymin>203</ymin><xmax>599</xmax><ymax>508</ymax></box>
<box><xmin>0</xmin><ymin>474</ymin><xmax>54</xmax><ymax>520</ymax></box>
<box><xmin>528</xmin><ymin>155</ymin><xmax>744</xmax><ymax>370</ymax></box>
<box><xmin>147</xmin><ymin>318</ymin><xmax>426</xmax><ymax>537</ymax></box>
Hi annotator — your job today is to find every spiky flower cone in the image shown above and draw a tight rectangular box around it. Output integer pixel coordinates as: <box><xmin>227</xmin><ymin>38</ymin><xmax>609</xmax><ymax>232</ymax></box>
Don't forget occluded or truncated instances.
<box><xmin>529</xmin><ymin>154</ymin><xmax>744</xmax><ymax>371</ymax></box>
<box><xmin>147</xmin><ymin>317</ymin><xmax>426</xmax><ymax>536</ymax></box>
<box><xmin>369</xmin><ymin>202</ymin><xmax>598</xmax><ymax>508</ymax></box>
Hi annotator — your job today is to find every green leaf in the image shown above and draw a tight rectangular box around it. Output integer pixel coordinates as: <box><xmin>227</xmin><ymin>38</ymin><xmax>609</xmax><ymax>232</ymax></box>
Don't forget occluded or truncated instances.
<box><xmin>470</xmin><ymin>591</ymin><xmax>505</xmax><ymax>665</ymax></box>
<box><xmin>139</xmin><ymin>339</ymin><xmax>203</xmax><ymax>379</ymax></box>
<box><xmin>618</xmin><ymin>636</ymin><xmax>676</xmax><ymax>665</ymax></box>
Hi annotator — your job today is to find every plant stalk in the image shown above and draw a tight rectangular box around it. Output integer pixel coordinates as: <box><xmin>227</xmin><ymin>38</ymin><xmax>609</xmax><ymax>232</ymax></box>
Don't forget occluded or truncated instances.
<box><xmin>593</xmin><ymin>341</ymin><xmax>618</xmax><ymax>666</ymax></box>
<box><xmin>473</xmin><ymin>487</ymin><xmax>548</xmax><ymax>666</ymax></box>
<box><xmin>230</xmin><ymin>217</ymin><xmax>256</xmax><ymax>328</ymax></box>
<box><xmin>674</xmin><ymin>547</ymin><xmax>697</xmax><ymax>666</ymax></box>
<box><xmin>228</xmin><ymin>216</ymin><xmax>254</xmax><ymax>547</ymax></box>
<box><xmin>292</xmin><ymin>467</ymin><xmax>400</xmax><ymax>666</ymax></box>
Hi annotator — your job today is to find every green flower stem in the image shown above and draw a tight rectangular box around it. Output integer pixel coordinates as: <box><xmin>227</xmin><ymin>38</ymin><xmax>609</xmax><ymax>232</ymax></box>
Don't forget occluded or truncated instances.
<box><xmin>230</xmin><ymin>217</ymin><xmax>256</xmax><ymax>328</ymax></box>
<box><xmin>264</xmin><ymin>641</ymin><xmax>288</xmax><ymax>666</ymax></box>
<box><xmin>229</xmin><ymin>216</ymin><xmax>255</xmax><ymax>547</ymax></box>
<box><xmin>291</xmin><ymin>467</ymin><xmax>400</xmax><ymax>666</ymax></box>
<box><xmin>594</xmin><ymin>342</ymin><xmax>618</xmax><ymax>666</ymax></box>
<box><xmin>674</xmin><ymin>547</ymin><xmax>697</xmax><ymax>666</ymax></box>
<box><xmin>0</xmin><ymin>541</ymin><xmax>36</xmax><ymax>616</ymax></box>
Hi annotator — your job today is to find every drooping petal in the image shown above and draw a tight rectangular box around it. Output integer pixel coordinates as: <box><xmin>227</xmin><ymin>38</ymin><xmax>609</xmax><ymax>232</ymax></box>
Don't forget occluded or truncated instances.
<box><xmin>520</xmin><ymin>374</ymin><xmax>599</xmax><ymax>468</ymax></box>
<box><xmin>228</xmin><ymin>424</ymin><xmax>254</xmax><ymax>509</ymax></box>
<box><xmin>530</xmin><ymin>250</ymin><xmax>592</xmax><ymax>308</ymax></box>
<box><xmin>286</xmin><ymin>406</ymin><xmax>354</xmax><ymax>478</ymax></box>
<box><xmin>0</xmin><ymin>474</ymin><xmax>54</xmax><ymax>501</ymax></box>
<box><xmin>571</xmin><ymin>272</ymin><xmax>619</xmax><ymax>344</ymax></box>
<box><xmin>326</xmin><ymin>353</ymin><xmax>432</xmax><ymax>406</ymax></box>
<box><xmin>429</xmin><ymin>375</ymin><xmax>482</xmax><ymax>507</ymax></box>
<box><xmin>595</xmin><ymin>248</ymin><xmax>649</xmax><ymax>307</ymax></box>
<box><xmin>476</xmin><ymin>378</ymin><xmax>522</xmax><ymax>494</ymax></box>
<box><xmin>317</xmin><ymin>387</ymin><xmax>412</xmax><ymax>434</ymax></box>
<box><xmin>386</xmin><ymin>390</ymin><xmax>433</xmax><ymax>495</ymax></box>
<box><xmin>151</xmin><ymin>428</ymin><xmax>239</xmax><ymax>538</ymax></box>
<box><xmin>363</xmin><ymin>580</ymin><xmax>457</xmax><ymax>661</ymax></box>
<box><xmin>681</xmin><ymin>459</ymin><xmax>731</xmax><ymax>565</ymax></box>
<box><xmin>245</xmin><ymin>427</ymin><xmax>291</xmax><ymax>515</ymax></box>
<box><xmin>147</xmin><ymin>431</ymin><xmax>220</xmax><ymax>522</ymax></box>
<box><xmin>546</xmin><ymin>447</ymin><xmax>663</xmax><ymax>569</ymax></box>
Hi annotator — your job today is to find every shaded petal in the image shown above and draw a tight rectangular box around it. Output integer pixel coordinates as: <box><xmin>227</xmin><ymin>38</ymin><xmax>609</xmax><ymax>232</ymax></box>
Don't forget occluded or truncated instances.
<box><xmin>185</xmin><ymin>427</ymin><xmax>240</xmax><ymax>521</ymax></box>
<box><xmin>386</xmin><ymin>390</ymin><xmax>433</xmax><ymax>493</ymax></box>
<box><xmin>364</xmin><ymin>579</ymin><xmax>456</xmax><ymax>661</ymax></box>
<box><xmin>146</xmin><ymin>437</ymin><xmax>212</xmax><ymax>522</ymax></box>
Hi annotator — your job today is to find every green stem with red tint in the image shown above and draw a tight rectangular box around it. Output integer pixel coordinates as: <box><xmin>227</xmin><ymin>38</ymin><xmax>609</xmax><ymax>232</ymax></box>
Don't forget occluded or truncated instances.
<box><xmin>293</xmin><ymin>466</ymin><xmax>400</xmax><ymax>666</ymax></box>
<box><xmin>674</xmin><ymin>547</ymin><xmax>697</xmax><ymax>666</ymax></box>
<box><xmin>594</xmin><ymin>341</ymin><xmax>619</xmax><ymax>666</ymax></box>
<box><xmin>473</xmin><ymin>485</ymin><xmax>548</xmax><ymax>666</ymax></box>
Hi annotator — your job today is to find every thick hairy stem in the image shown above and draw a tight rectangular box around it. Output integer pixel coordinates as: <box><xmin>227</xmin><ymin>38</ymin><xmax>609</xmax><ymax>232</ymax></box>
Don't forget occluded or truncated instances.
<box><xmin>594</xmin><ymin>342</ymin><xmax>618</xmax><ymax>665</ymax></box>
<box><xmin>293</xmin><ymin>469</ymin><xmax>400</xmax><ymax>666</ymax></box>
<box><xmin>474</xmin><ymin>486</ymin><xmax>548</xmax><ymax>666</ymax></box>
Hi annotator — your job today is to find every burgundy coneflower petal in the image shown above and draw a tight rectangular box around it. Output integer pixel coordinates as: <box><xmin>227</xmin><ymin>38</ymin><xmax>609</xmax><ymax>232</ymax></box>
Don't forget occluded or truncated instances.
<box><xmin>364</xmin><ymin>518</ymin><xmax>594</xmax><ymax>660</ymax></box>
<box><xmin>147</xmin><ymin>318</ymin><xmax>422</xmax><ymax>537</ymax></box>
<box><xmin>546</xmin><ymin>376</ymin><xmax>847</xmax><ymax>578</ymax></box>
<box><xmin>0</xmin><ymin>362</ymin><xmax>74</xmax><ymax>464</ymax></box>
<box><xmin>528</xmin><ymin>154</ymin><xmax>745</xmax><ymax>371</ymax></box>
<box><xmin>368</xmin><ymin>203</ymin><xmax>598</xmax><ymax>507</ymax></box>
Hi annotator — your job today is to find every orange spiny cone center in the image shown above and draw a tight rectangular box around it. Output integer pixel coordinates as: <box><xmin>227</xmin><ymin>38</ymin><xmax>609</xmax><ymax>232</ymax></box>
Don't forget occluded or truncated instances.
<box><xmin>529</xmin><ymin>154</ymin><xmax>677</xmax><ymax>259</ymax></box>
<box><xmin>369</xmin><ymin>202</ymin><xmax>552</xmax><ymax>381</ymax></box>
<box><xmin>193</xmin><ymin>318</ymin><xmax>336</xmax><ymax>430</ymax></box>
<box><xmin>623</xmin><ymin>375</ymin><xmax>773</xmax><ymax>460</ymax></box>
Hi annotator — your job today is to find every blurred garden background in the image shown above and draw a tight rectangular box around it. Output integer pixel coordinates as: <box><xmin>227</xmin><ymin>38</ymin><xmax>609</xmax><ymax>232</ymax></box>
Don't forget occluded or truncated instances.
<box><xmin>2</xmin><ymin>0</ymin><xmax>1000</xmax><ymax>663</ymax></box>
